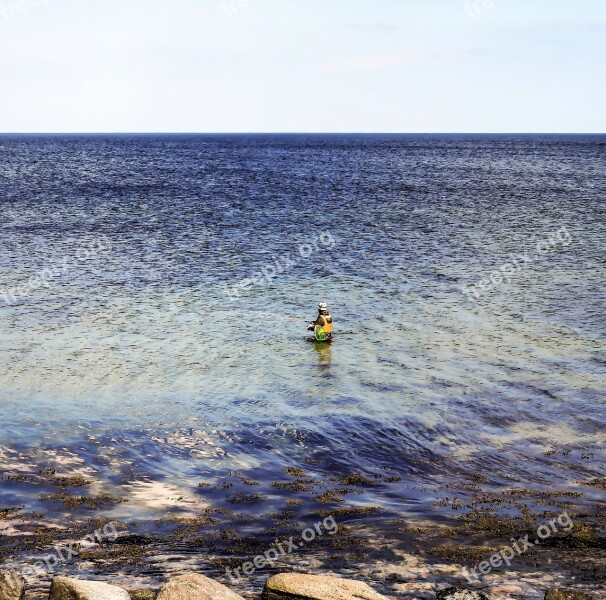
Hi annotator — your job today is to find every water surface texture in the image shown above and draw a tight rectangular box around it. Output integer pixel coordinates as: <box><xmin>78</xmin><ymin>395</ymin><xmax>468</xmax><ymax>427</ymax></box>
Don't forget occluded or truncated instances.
<box><xmin>0</xmin><ymin>135</ymin><xmax>605</xmax><ymax>595</ymax></box>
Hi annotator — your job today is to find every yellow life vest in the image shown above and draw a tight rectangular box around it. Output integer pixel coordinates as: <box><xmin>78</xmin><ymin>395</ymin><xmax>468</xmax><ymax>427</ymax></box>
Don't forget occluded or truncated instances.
<box><xmin>319</xmin><ymin>314</ymin><xmax>333</xmax><ymax>334</ymax></box>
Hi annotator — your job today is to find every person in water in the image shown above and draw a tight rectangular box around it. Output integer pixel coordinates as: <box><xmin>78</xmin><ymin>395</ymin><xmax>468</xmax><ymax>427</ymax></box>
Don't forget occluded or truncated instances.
<box><xmin>307</xmin><ymin>302</ymin><xmax>333</xmax><ymax>340</ymax></box>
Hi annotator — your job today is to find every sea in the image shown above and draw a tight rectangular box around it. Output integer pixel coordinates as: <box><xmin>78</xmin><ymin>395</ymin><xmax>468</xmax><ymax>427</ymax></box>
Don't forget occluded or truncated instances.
<box><xmin>0</xmin><ymin>134</ymin><xmax>605</xmax><ymax>597</ymax></box>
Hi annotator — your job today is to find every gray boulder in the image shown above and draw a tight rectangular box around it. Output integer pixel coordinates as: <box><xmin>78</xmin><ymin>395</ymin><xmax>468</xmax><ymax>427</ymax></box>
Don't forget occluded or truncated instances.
<box><xmin>49</xmin><ymin>577</ymin><xmax>130</xmax><ymax>600</ymax></box>
<box><xmin>545</xmin><ymin>591</ymin><xmax>595</xmax><ymax>600</ymax></box>
<box><xmin>436</xmin><ymin>588</ymin><xmax>489</xmax><ymax>600</ymax></box>
<box><xmin>262</xmin><ymin>573</ymin><xmax>388</xmax><ymax>600</ymax></box>
<box><xmin>156</xmin><ymin>574</ymin><xmax>243</xmax><ymax>600</ymax></box>
<box><xmin>0</xmin><ymin>571</ymin><xmax>25</xmax><ymax>600</ymax></box>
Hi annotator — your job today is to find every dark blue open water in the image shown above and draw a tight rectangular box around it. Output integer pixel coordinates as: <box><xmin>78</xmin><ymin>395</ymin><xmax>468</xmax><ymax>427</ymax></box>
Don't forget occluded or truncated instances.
<box><xmin>0</xmin><ymin>135</ymin><xmax>605</xmax><ymax>596</ymax></box>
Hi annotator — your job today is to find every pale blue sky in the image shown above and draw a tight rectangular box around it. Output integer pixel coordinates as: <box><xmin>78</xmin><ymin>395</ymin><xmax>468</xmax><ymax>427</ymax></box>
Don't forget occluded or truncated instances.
<box><xmin>0</xmin><ymin>0</ymin><xmax>604</xmax><ymax>132</ymax></box>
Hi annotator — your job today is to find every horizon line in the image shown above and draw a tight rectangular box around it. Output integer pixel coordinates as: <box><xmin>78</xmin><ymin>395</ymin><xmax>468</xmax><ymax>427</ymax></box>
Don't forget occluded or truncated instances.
<box><xmin>0</xmin><ymin>131</ymin><xmax>605</xmax><ymax>136</ymax></box>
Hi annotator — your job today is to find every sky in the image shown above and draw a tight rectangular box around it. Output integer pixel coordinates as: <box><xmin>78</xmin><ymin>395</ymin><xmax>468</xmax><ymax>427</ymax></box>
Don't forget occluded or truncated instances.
<box><xmin>0</xmin><ymin>0</ymin><xmax>604</xmax><ymax>133</ymax></box>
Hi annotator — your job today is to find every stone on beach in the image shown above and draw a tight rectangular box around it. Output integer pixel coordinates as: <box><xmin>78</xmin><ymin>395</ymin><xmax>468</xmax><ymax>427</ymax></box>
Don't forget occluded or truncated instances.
<box><xmin>436</xmin><ymin>588</ymin><xmax>490</xmax><ymax>600</ymax></box>
<box><xmin>545</xmin><ymin>590</ymin><xmax>596</xmax><ymax>600</ymax></box>
<box><xmin>392</xmin><ymin>581</ymin><xmax>435</xmax><ymax>598</ymax></box>
<box><xmin>0</xmin><ymin>571</ymin><xmax>25</xmax><ymax>600</ymax></box>
<box><xmin>262</xmin><ymin>573</ymin><xmax>388</xmax><ymax>600</ymax></box>
<box><xmin>156</xmin><ymin>574</ymin><xmax>244</xmax><ymax>600</ymax></box>
<box><xmin>49</xmin><ymin>577</ymin><xmax>130</xmax><ymax>600</ymax></box>
<box><xmin>486</xmin><ymin>583</ymin><xmax>531</xmax><ymax>598</ymax></box>
<box><xmin>130</xmin><ymin>592</ymin><xmax>157</xmax><ymax>600</ymax></box>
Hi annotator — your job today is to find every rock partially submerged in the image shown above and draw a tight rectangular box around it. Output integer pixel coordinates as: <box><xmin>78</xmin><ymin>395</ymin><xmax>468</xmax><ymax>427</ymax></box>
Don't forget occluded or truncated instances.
<box><xmin>545</xmin><ymin>590</ymin><xmax>596</xmax><ymax>600</ymax></box>
<box><xmin>156</xmin><ymin>574</ymin><xmax>244</xmax><ymax>600</ymax></box>
<box><xmin>262</xmin><ymin>573</ymin><xmax>388</xmax><ymax>600</ymax></box>
<box><xmin>436</xmin><ymin>588</ymin><xmax>490</xmax><ymax>600</ymax></box>
<box><xmin>0</xmin><ymin>571</ymin><xmax>25</xmax><ymax>600</ymax></box>
<box><xmin>49</xmin><ymin>577</ymin><xmax>130</xmax><ymax>600</ymax></box>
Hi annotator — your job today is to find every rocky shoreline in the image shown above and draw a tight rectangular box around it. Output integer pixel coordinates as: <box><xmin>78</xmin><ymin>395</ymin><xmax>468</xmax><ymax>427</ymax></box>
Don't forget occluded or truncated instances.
<box><xmin>0</xmin><ymin>570</ymin><xmax>601</xmax><ymax>600</ymax></box>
